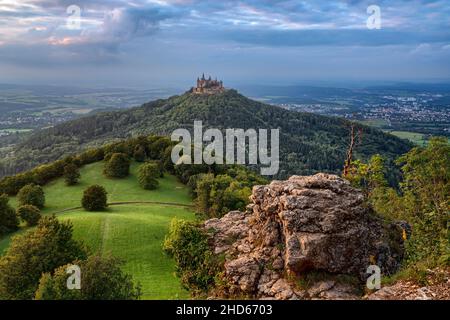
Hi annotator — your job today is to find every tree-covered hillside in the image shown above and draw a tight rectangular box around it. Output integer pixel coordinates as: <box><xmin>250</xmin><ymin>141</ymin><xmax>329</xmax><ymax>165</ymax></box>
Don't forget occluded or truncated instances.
<box><xmin>0</xmin><ymin>89</ymin><xmax>412</xmax><ymax>179</ymax></box>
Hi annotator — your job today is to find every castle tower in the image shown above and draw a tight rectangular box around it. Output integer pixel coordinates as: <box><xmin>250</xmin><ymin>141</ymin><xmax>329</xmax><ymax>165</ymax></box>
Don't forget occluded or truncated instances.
<box><xmin>193</xmin><ymin>74</ymin><xmax>225</xmax><ymax>94</ymax></box>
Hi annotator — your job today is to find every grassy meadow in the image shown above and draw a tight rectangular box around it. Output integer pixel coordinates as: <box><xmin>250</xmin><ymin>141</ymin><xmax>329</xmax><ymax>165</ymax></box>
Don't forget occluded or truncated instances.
<box><xmin>0</xmin><ymin>161</ymin><xmax>196</xmax><ymax>299</ymax></box>
<box><xmin>387</xmin><ymin>130</ymin><xmax>427</xmax><ymax>146</ymax></box>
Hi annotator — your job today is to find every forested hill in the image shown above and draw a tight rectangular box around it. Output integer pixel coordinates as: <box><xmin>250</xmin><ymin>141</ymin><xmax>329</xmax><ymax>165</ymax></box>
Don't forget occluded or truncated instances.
<box><xmin>1</xmin><ymin>89</ymin><xmax>412</xmax><ymax>178</ymax></box>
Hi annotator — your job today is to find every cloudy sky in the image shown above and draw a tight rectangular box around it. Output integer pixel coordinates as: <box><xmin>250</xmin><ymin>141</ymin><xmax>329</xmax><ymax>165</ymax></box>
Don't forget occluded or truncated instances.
<box><xmin>0</xmin><ymin>0</ymin><xmax>449</xmax><ymax>88</ymax></box>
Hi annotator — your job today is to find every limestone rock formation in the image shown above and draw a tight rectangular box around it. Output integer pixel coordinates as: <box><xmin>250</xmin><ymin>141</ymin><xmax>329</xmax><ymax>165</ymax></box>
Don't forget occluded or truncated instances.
<box><xmin>204</xmin><ymin>173</ymin><xmax>406</xmax><ymax>299</ymax></box>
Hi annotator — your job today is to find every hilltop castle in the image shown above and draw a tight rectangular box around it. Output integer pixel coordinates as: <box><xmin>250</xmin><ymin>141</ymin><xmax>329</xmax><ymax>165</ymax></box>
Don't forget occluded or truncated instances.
<box><xmin>191</xmin><ymin>74</ymin><xmax>225</xmax><ymax>94</ymax></box>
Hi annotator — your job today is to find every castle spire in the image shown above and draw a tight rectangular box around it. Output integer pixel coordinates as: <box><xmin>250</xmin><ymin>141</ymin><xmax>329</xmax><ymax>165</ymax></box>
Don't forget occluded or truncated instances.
<box><xmin>193</xmin><ymin>74</ymin><xmax>225</xmax><ymax>94</ymax></box>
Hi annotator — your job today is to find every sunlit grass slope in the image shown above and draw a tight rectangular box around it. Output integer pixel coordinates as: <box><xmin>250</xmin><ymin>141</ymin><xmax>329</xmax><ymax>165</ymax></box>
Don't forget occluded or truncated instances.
<box><xmin>0</xmin><ymin>161</ymin><xmax>195</xmax><ymax>299</ymax></box>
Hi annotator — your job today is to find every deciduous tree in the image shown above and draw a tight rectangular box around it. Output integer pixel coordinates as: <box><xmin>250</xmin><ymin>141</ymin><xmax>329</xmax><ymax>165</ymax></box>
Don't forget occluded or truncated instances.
<box><xmin>17</xmin><ymin>204</ymin><xmax>41</xmax><ymax>226</ymax></box>
<box><xmin>63</xmin><ymin>163</ymin><xmax>81</xmax><ymax>186</ymax></box>
<box><xmin>17</xmin><ymin>183</ymin><xmax>45</xmax><ymax>209</ymax></box>
<box><xmin>81</xmin><ymin>185</ymin><xmax>108</xmax><ymax>211</ymax></box>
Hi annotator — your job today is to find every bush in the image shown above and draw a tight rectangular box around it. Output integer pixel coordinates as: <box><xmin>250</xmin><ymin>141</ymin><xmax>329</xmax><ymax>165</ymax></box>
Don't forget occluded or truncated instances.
<box><xmin>104</xmin><ymin>142</ymin><xmax>132</xmax><ymax>158</ymax></box>
<box><xmin>103</xmin><ymin>153</ymin><xmax>130</xmax><ymax>178</ymax></box>
<box><xmin>147</xmin><ymin>136</ymin><xmax>172</xmax><ymax>160</ymax></box>
<box><xmin>81</xmin><ymin>185</ymin><xmax>108</xmax><ymax>211</ymax></box>
<box><xmin>17</xmin><ymin>205</ymin><xmax>41</xmax><ymax>226</ymax></box>
<box><xmin>154</xmin><ymin>160</ymin><xmax>164</xmax><ymax>177</ymax></box>
<box><xmin>63</xmin><ymin>163</ymin><xmax>81</xmax><ymax>186</ymax></box>
<box><xmin>195</xmin><ymin>173</ymin><xmax>255</xmax><ymax>218</ymax></box>
<box><xmin>32</xmin><ymin>160</ymin><xmax>65</xmax><ymax>185</ymax></box>
<box><xmin>133</xmin><ymin>145</ymin><xmax>147</xmax><ymax>162</ymax></box>
<box><xmin>163</xmin><ymin>219</ymin><xmax>221</xmax><ymax>294</ymax></box>
<box><xmin>0</xmin><ymin>216</ymin><xmax>87</xmax><ymax>299</ymax></box>
<box><xmin>35</xmin><ymin>254</ymin><xmax>141</xmax><ymax>300</ymax></box>
<box><xmin>0</xmin><ymin>172</ymin><xmax>34</xmax><ymax>196</ymax></box>
<box><xmin>137</xmin><ymin>163</ymin><xmax>160</xmax><ymax>190</ymax></box>
<box><xmin>17</xmin><ymin>184</ymin><xmax>45</xmax><ymax>209</ymax></box>
<box><xmin>75</xmin><ymin>148</ymin><xmax>104</xmax><ymax>166</ymax></box>
<box><xmin>0</xmin><ymin>194</ymin><xmax>19</xmax><ymax>236</ymax></box>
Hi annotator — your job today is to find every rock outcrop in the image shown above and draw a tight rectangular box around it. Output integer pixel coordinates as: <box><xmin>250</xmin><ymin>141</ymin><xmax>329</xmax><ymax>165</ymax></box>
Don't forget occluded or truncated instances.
<box><xmin>205</xmin><ymin>173</ymin><xmax>406</xmax><ymax>299</ymax></box>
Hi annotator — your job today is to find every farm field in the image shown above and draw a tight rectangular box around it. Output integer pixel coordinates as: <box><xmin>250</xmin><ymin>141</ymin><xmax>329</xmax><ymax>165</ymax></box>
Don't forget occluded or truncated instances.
<box><xmin>385</xmin><ymin>130</ymin><xmax>427</xmax><ymax>146</ymax></box>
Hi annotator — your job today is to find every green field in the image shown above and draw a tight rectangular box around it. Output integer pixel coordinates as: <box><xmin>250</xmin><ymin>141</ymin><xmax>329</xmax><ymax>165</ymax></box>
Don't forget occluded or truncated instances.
<box><xmin>385</xmin><ymin>130</ymin><xmax>426</xmax><ymax>146</ymax></box>
<box><xmin>359</xmin><ymin>119</ymin><xmax>390</xmax><ymax>128</ymax></box>
<box><xmin>0</xmin><ymin>161</ymin><xmax>196</xmax><ymax>299</ymax></box>
<box><xmin>358</xmin><ymin>119</ymin><xmax>429</xmax><ymax>146</ymax></box>
<box><xmin>0</xmin><ymin>128</ymin><xmax>33</xmax><ymax>133</ymax></box>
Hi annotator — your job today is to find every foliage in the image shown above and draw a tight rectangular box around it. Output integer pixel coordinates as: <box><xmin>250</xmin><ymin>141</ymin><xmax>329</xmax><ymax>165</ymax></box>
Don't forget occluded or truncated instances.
<box><xmin>0</xmin><ymin>216</ymin><xmax>87</xmax><ymax>299</ymax></box>
<box><xmin>137</xmin><ymin>162</ymin><xmax>160</xmax><ymax>190</ymax></box>
<box><xmin>192</xmin><ymin>167</ymin><xmax>267</xmax><ymax>218</ymax></box>
<box><xmin>348</xmin><ymin>137</ymin><xmax>449</xmax><ymax>269</ymax></box>
<box><xmin>17</xmin><ymin>183</ymin><xmax>45</xmax><ymax>209</ymax></box>
<box><xmin>35</xmin><ymin>254</ymin><xmax>141</xmax><ymax>300</ymax></box>
<box><xmin>1</xmin><ymin>90</ymin><xmax>412</xmax><ymax>180</ymax></box>
<box><xmin>0</xmin><ymin>194</ymin><xmax>19</xmax><ymax>236</ymax></box>
<box><xmin>103</xmin><ymin>153</ymin><xmax>130</xmax><ymax>178</ymax></box>
<box><xmin>31</xmin><ymin>160</ymin><xmax>66</xmax><ymax>186</ymax></box>
<box><xmin>17</xmin><ymin>204</ymin><xmax>41</xmax><ymax>226</ymax></box>
<box><xmin>163</xmin><ymin>219</ymin><xmax>221</xmax><ymax>294</ymax></box>
<box><xmin>154</xmin><ymin>160</ymin><xmax>165</xmax><ymax>177</ymax></box>
<box><xmin>75</xmin><ymin>148</ymin><xmax>104</xmax><ymax>166</ymax></box>
<box><xmin>133</xmin><ymin>144</ymin><xmax>147</xmax><ymax>162</ymax></box>
<box><xmin>0</xmin><ymin>162</ymin><xmax>194</xmax><ymax>298</ymax></box>
<box><xmin>63</xmin><ymin>163</ymin><xmax>81</xmax><ymax>186</ymax></box>
<box><xmin>147</xmin><ymin>136</ymin><xmax>173</xmax><ymax>160</ymax></box>
<box><xmin>394</xmin><ymin>137</ymin><xmax>449</xmax><ymax>265</ymax></box>
<box><xmin>81</xmin><ymin>185</ymin><xmax>108</xmax><ymax>211</ymax></box>
<box><xmin>345</xmin><ymin>154</ymin><xmax>388</xmax><ymax>197</ymax></box>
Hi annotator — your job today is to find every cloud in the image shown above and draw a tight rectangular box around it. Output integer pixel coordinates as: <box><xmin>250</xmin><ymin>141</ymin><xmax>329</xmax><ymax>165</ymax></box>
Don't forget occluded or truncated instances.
<box><xmin>0</xmin><ymin>0</ymin><xmax>449</xmax><ymax>84</ymax></box>
<box><xmin>94</xmin><ymin>6</ymin><xmax>183</xmax><ymax>42</ymax></box>
<box><xmin>214</xmin><ymin>29</ymin><xmax>450</xmax><ymax>47</ymax></box>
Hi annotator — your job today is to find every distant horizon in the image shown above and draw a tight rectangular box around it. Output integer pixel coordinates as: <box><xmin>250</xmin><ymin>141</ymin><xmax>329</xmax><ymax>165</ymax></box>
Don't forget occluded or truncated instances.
<box><xmin>2</xmin><ymin>78</ymin><xmax>450</xmax><ymax>92</ymax></box>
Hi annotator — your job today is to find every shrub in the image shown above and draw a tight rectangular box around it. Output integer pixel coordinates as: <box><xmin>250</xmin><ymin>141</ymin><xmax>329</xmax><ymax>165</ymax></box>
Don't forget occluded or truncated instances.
<box><xmin>35</xmin><ymin>254</ymin><xmax>141</xmax><ymax>300</ymax></box>
<box><xmin>103</xmin><ymin>142</ymin><xmax>132</xmax><ymax>158</ymax></box>
<box><xmin>17</xmin><ymin>205</ymin><xmax>41</xmax><ymax>226</ymax></box>
<box><xmin>195</xmin><ymin>173</ymin><xmax>255</xmax><ymax>218</ymax></box>
<box><xmin>137</xmin><ymin>163</ymin><xmax>160</xmax><ymax>190</ymax></box>
<box><xmin>0</xmin><ymin>172</ymin><xmax>34</xmax><ymax>196</ymax></box>
<box><xmin>163</xmin><ymin>219</ymin><xmax>221</xmax><ymax>294</ymax></box>
<box><xmin>81</xmin><ymin>185</ymin><xmax>108</xmax><ymax>211</ymax></box>
<box><xmin>76</xmin><ymin>148</ymin><xmax>104</xmax><ymax>166</ymax></box>
<box><xmin>103</xmin><ymin>153</ymin><xmax>130</xmax><ymax>178</ymax></box>
<box><xmin>133</xmin><ymin>145</ymin><xmax>147</xmax><ymax>162</ymax></box>
<box><xmin>0</xmin><ymin>216</ymin><xmax>87</xmax><ymax>299</ymax></box>
<box><xmin>17</xmin><ymin>184</ymin><xmax>45</xmax><ymax>209</ymax></box>
<box><xmin>154</xmin><ymin>160</ymin><xmax>164</xmax><ymax>177</ymax></box>
<box><xmin>0</xmin><ymin>194</ymin><xmax>19</xmax><ymax>236</ymax></box>
<box><xmin>63</xmin><ymin>163</ymin><xmax>81</xmax><ymax>186</ymax></box>
<box><xmin>32</xmin><ymin>160</ymin><xmax>65</xmax><ymax>185</ymax></box>
<box><xmin>147</xmin><ymin>136</ymin><xmax>172</xmax><ymax>160</ymax></box>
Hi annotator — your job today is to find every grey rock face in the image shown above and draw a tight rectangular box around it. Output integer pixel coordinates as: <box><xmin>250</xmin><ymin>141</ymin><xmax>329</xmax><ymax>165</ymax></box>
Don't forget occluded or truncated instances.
<box><xmin>205</xmin><ymin>173</ymin><xmax>406</xmax><ymax>300</ymax></box>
